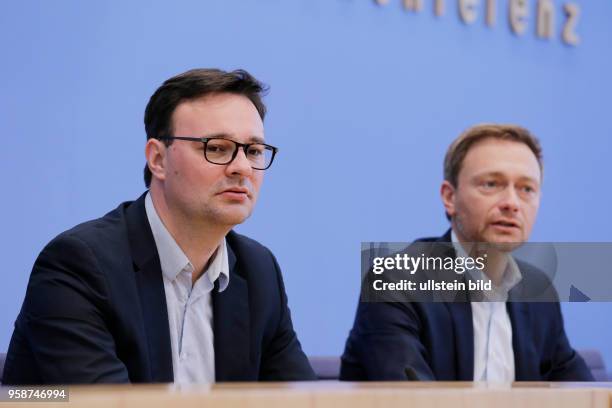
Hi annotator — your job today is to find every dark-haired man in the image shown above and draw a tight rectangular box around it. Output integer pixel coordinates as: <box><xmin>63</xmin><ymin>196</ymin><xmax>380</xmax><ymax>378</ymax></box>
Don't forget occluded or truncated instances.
<box><xmin>341</xmin><ymin>124</ymin><xmax>593</xmax><ymax>382</ymax></box>
<box><xmin>3</xmin><ymin>69</ymin><xmax>315</xmax><ymax>384</ymax></box>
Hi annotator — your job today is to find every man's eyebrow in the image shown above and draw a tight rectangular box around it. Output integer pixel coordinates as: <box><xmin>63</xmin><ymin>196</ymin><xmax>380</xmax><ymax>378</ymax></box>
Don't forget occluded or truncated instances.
<box><xmin>474</xmin><ymin>171</ymin><xmax>540</xmax><ymax>184</ymax></box>
<box><xmin>205</xmin><ymin>133</ymin><xmax>231</xmax><ymax>139</ymax></box>
<box><xmin>517</xmin><ymin>175</ymin><xmax>541</xmax><ymax>185</ymax></box>
<box><xmin>247</xmin><ymin>135</ymin><xmax>265</xmax><ymax>144</ymax></box>
<box><xmin>473</xmin><ymin>171</ymin><xmax>505</xmax><ymax>179</ymax></box>
<box><xmin>205</xmin><ymin>134</ymin><xmax>266</xmax><ymax>144</ymax></box>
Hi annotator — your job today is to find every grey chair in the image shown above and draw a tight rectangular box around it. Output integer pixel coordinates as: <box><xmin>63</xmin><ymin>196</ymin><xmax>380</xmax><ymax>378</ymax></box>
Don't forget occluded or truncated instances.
<box><xmin>308</xmin><ymin>356</ymin><xmax>340</xmax><ymax>380</ymax></box>
<box><xmin>578</xmin><ymin>349</ymin><xmax>608</xmax><ymax>381</ymax></box>
<box><xmin>0</xmin><ymin>352</ymin><xmax>5</xmax><ymax>384</ymax></box>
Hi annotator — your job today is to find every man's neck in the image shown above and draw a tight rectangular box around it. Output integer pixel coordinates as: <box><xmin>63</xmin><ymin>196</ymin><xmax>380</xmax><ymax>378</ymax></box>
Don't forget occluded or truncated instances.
<box><xmin>150</xmin><ymin>188</ymin><xmax>229</xmax><ymax>284</ymax></box>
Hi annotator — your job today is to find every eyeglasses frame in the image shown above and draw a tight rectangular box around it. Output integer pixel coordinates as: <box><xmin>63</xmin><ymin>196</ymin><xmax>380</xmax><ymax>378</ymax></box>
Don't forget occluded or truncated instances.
<box><xmin>156</xmin><ymin>136</ymin><xmax>278</xmax><ymax>170</ymax></box>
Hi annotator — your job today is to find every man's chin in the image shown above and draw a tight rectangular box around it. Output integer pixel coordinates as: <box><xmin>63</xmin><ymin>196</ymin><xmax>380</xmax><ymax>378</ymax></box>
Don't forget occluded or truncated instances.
<box><xmin>216</xmin><ymin>208</ymin><xmax>252</xmax><ymax>227</ymax></box>
<box><xmin>484</xmin><ymin>234</ymin><xmax>525</xmax><ymax>252</ymax></box>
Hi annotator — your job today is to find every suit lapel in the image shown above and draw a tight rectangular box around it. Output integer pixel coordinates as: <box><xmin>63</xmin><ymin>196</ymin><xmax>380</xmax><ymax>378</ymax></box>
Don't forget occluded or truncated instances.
<box><xmin>438</xmin><ymin>231</ymin><xmax>474</xmax><ymax>380</ymax></box>
<box><xmin>212</xmin><ymin>243</ymin><xmax>252</xmax><ymax>381</ymax></box>
<box><xmin>507</xmin><ymin>302</ymin><xmax>538</xmax><ymax>380</ymax></box>
<box><xmin>126</xmin><ymin>193</ymin><xmax>174</xmax><ymax>382</ymax></box>
<box><xmin>445</xmin><ymin>302</ymin><xmax>474</xmax><ymax>380</ymax></box>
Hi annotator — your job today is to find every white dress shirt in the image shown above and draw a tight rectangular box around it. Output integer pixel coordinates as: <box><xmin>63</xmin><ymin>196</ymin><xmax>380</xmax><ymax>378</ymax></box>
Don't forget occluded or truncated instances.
<box><xmin>145</xmin><ymin>193</ymin><xmax>229</xmax><ymax>384</ymax></box>
<box><xmin>451</xmin><ymin>231</ymin><xmax>522</xmax><ymax>382</ymax></box>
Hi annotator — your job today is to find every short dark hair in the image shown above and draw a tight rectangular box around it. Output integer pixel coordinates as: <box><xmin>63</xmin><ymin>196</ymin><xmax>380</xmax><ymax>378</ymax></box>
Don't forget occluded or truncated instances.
<box><xmin>143</xmin><ymin>68</ymin><xmax>268</xmax><ymax>187</ymax></box>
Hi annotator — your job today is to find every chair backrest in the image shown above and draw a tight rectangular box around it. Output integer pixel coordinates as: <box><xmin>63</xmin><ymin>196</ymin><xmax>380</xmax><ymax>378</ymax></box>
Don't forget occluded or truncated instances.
<box><xmin>0</xmin><ymin>352</ymin><xmax>6</xmax><ymax>384</ymax></box>
<box><xmin>578</xmin><ymin>349</ymin><xmax>608</xmax><ymax>381</ymax></box>
<box><xmin>308</xmin><ymin>356</ymin><xmax>340</xmax><ymax>380</ymax></box>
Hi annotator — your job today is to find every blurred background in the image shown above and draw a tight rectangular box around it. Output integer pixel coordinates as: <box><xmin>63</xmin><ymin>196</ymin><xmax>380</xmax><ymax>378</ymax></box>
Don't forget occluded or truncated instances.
<box><xmin>1</xmin><ymin>0</ymin><xmax>611</xmax><ymax>368</ymax></box>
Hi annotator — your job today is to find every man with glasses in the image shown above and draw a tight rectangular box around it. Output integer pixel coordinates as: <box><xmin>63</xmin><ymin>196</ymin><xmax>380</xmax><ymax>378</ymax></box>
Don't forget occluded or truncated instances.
<box><xmin>2</xmin><ymin>69</ymin><xmax>316</xmax><ymax>384</ymax></box>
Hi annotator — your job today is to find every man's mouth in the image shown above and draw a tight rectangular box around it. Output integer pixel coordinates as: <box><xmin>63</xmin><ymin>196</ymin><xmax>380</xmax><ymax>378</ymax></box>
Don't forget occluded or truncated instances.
<box><xmin>221</xmin><ymin>187</ymin><xmax>249</xmax><ymax>194</ymax></box>
<box><xmin>218</xmin><ymin>187</ymin><xmax>250</xmax><ymax>200</ymax></box>
<box><xmin>490</xmin><ymin>219</ymin><xmax>520</xmax><ymax>229</ymax></box>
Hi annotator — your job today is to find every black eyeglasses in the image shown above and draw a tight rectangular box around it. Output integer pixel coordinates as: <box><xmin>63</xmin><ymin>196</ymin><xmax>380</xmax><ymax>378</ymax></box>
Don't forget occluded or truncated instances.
<box><xmin>157</xmin><ymin>137</ymin><xmax>278</xmax><ymax>170</ymax></box>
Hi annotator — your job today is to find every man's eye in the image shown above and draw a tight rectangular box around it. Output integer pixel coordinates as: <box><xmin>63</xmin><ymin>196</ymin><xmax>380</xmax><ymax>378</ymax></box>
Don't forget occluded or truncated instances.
<box><xmin>482</xmin><ymin>180</ymin><xmax>498</xmax><ymax>189</ymax></box>
<box><xmin>247</xmin><ymin>147</ymin><xmax>264</xmax><ymax>157</ymax></box>
<box><xmin>521</xmin><ymin>185</ymin><xmax>535</xmax><ymax>194</ymax></box>
<box><xmin>207</xmin><ymin>145</ymin><xmax>227</xmax><ymax>153</ymax></box>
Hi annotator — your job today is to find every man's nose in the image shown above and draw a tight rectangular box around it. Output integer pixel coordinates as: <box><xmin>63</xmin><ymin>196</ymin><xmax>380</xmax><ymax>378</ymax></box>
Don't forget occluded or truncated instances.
<box><xmin>226</xmin><ymin>147</ymin><xmax>253</xmax><ymax>177</ymax></box>
<box><xmin>498</xmin><ymin>186</ymin><xmax>520</xmax><ymax>213</ymax></box>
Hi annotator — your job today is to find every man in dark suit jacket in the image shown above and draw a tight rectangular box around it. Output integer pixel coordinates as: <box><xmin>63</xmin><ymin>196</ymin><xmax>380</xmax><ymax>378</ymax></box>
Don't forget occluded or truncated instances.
<box><xmin>341</xmin><ymin>124</ymin><xmax>593</xmax><ymax>382</ymax></box>
<box><xmin>3</xmin><ymin>69</ymin><xmax>315</xmax><ymax>384</ymax></box>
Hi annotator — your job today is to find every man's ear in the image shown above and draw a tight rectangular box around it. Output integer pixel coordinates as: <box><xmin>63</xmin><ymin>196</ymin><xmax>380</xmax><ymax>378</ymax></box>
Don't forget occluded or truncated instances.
<box><xmin>145</xmin><ymin>139</ymin><xmax>167</xmax><ymax>183</ymax></box>
<box><xmin>440</xmin><ymin>180</ymin><xmax>456</xmax><ymax>218</ymax></box>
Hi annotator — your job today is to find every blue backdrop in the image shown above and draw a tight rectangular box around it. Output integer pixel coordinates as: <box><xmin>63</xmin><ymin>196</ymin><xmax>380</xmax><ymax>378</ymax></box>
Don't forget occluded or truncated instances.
<box><xmin>1</xmin><ymin>0</ymin><xmax>611</xmax><ymax>369</ymax></box>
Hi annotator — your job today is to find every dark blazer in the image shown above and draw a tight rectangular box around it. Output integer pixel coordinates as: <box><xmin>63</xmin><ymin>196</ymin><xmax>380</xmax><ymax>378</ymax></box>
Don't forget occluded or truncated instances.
<box><xmin>340</xmin><ymin>231</ymin><xmax>593</xmax><ymax>381</ymax></box>
<box><xmin>2</xmin><ymin>193</ymin><xmax>315</xmax><ymax>384</ymax></box>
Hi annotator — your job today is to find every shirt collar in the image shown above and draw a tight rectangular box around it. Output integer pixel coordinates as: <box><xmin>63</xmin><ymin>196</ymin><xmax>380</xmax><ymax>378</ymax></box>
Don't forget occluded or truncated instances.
<box><xmin>206</xmin><ymin>235</ymin><xmax>230</xmax><ymax>292</ymax></box>
<box><xmin>144</xmin><ymin>192</ymin><xmax>229</xmax><ymax>291</ymax></box>
<box><xmin>451</xmin><ymin>229</ymin><xmax>522</xmax><ymax>296</ymax></box>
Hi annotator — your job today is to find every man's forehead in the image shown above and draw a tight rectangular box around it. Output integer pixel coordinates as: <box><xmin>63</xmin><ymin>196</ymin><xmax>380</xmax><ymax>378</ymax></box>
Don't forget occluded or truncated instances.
<box><xmin>174</xmin><ymin>93</ymin><xmax>259</xmax><ymax>115</ymax></box>
<box><xmin>460</xmin><ymin>139</ymin><xmax>542</xmax><ymax>180</ymax></box>
<box><xmin>172</xmin><ymin>93</ymin><xmax>264</xmax><ymax>135</ymax></box>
